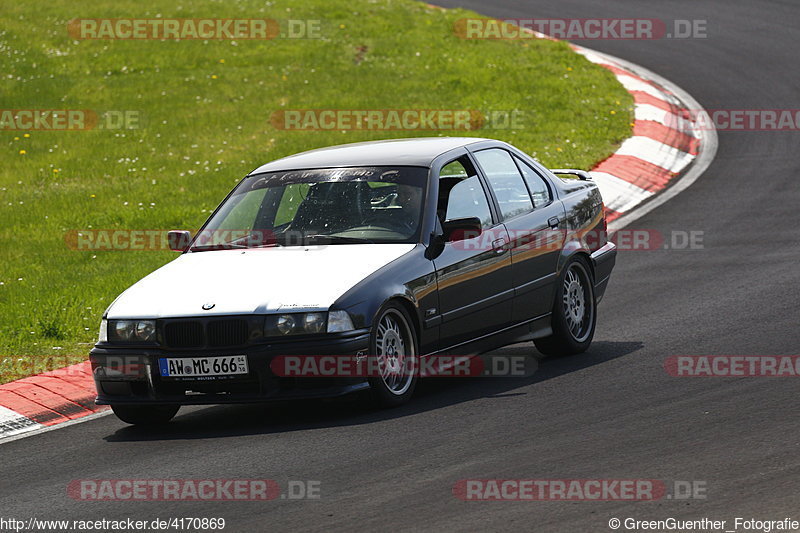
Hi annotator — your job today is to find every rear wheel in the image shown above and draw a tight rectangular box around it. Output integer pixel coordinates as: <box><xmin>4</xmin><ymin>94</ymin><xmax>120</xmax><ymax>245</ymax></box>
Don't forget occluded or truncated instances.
<box><xmin>111</xmin><ymin>404</ymin><xmax>180</xmax><ymax>425</ymax></box>
<box><xmin>534</xmin><ymin>256</ymin><xmax>596</xmax><ymax>356</ymax></box>
<box><xmin>366</xmin><ymin>303</ymin><xmax>419</xmax><ymax>407</ymax></box>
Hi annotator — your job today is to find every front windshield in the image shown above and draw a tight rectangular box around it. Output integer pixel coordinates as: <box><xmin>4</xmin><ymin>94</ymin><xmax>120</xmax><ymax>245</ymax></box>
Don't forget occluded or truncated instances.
<box><xmin>192</xmin><ymin>166</ymin><xmax>428</xmax><ymax>250</ymax></box>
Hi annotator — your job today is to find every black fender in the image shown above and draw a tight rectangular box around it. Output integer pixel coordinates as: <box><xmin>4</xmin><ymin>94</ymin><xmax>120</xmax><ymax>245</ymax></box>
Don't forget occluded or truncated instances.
<box><xmin>331</xmin><ymin>244</ymin><xmax>439</xmax><ymax>354</ymax></box>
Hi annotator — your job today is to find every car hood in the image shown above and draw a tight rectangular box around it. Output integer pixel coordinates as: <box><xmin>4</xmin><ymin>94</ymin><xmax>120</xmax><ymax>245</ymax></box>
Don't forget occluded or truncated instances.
<box><xmin>106</xmin><ymin>244</ymin><xmax>416</xmax><ymax>319</ymax></box>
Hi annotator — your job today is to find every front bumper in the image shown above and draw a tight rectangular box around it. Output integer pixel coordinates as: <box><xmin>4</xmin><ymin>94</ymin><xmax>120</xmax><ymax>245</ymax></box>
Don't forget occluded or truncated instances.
<box><xmin>590</xmin><ymin>241</ymin><xmax>617</xmax><ymax>304</ymax></box>
<box><xmin>90</xmin><ymin>330</ymin><xmax>371</xmax><ymax>405</ymax></box>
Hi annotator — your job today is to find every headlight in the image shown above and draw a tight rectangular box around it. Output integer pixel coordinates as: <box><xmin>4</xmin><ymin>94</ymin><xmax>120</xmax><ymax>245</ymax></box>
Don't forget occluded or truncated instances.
<box><xmin>276</xmin><ymin>314</ymin><xmax>297</xmax><ymax>335</ymax></box>
<box><xmin>327</xmin><ymin>310</ymin><xmax>354</xmax><ymax>333</ymax></box>
<box><xmin>114</xmin><ymin>320</ymin><xmax>135</xmax><ymax>340</ymax></box>
<box><xmin>265</xmin><ymin>311</ymin><xmax>333</xmax><ymax>336</ymax></box>
<box><xmin>136</xmin><ymin>320</ymin><xmax>156</xmax><ymax>340</ymax></box>
<box><xmin>303</xmin><ymin>312</ymin><xmax>326</xmax><ymax>334</ymax></box>
<box><xmin>107</xmin><ymin>319</ymin><xmax>157</xmax><ymax>343</ymax></box>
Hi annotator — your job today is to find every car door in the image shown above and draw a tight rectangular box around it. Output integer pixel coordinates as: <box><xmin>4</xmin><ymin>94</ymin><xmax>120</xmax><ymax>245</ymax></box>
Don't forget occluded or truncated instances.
<box><xmin>430</xmin><ymin>155</ymin><xmax>513</xmax><ymax>352</ymax></box>
<box><xmin>471</xmin><ymin>148</ymin><xmax>565</xmax><ymax>323</ymax></box>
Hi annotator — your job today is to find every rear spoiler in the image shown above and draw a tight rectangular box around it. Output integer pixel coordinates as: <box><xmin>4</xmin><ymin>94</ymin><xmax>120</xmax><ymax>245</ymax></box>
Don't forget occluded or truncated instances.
<box><xmin>550</xmin><ymin>169</ymin><xmax>592</xmax><ymax>181</ymax></box>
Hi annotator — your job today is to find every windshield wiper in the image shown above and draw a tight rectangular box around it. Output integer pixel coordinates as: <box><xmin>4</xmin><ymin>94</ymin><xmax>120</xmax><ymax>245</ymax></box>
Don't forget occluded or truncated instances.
<box><xmin>191</xmin><ymin>236</ymin><xmax>283</xmax><ymax>251</ymax></box>
<box><xmin>190</xmin><ymin>242</ymin><xmax>249</xmax><ymax>252</ymax></box>
<box><xmin>303</xmin><ymin>235</ymin><xmax>375</xmax><ymax>245</ymax></box>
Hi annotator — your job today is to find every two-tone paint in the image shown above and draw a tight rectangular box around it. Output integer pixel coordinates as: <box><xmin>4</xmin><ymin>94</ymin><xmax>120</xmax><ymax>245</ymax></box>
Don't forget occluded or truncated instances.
<box><xmin>91</xmin><ymin>137</ymin><xmax>616</xmax><ymax>406</ymax></box>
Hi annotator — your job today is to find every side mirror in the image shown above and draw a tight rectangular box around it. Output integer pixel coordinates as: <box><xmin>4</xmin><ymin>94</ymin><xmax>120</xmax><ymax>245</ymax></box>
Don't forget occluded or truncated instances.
<box><xmin>442</xmin><ymin>217</ymin><xmax>482</xmax><ymax>242</ymax></box>
<box><xmin>167</xmin><ymin>230</ymin><xmax>192</xmax><ymax>252</ymax></box>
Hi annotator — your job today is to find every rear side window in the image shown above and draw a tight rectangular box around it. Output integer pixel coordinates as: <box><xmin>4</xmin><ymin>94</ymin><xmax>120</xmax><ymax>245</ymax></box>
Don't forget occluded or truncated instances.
<box><xmin>473</xmin><ymin>148</ymin><xmax>533</xmax><ymax>220</ymax></box>
<box><xmin>438</xmin><ymin>157</ymin><xmax>493</xmax><ymax>229</ymax></box>
<box><xmin>513</xmin><ymin>155</ymin><xmax>552</xmax><ymax>208</ymax></box>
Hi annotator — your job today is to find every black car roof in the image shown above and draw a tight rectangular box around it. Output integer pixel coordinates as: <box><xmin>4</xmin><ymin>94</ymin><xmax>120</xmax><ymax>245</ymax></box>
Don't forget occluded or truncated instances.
<box><xmin>249</xmin><ymin>137</ymin><xmax>492</xmax><ymax>174</ymax></box>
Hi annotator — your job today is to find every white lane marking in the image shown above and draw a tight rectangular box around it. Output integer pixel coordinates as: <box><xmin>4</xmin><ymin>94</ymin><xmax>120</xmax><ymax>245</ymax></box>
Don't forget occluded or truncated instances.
<box><xmin>615</xmin><ymin>74</ymin><xmax>668</xmax><ymax>99</ymax></box>
<box><xmin>575</xmin><ymin>47</ymin><xmax>674</xmax><ymax>102</ymax></box>
<box><xmin>0</xmin><ymin>408</ymin><xmax>112</xmax><ymax>445</ymax></box>
<box><xmin>572</xmin><ymin>48</ymin><xmax>615</xmax><ymax>67</ymax></box>
<box><xmin>575</xmin><ymin>46</ymin><xmax>677</xmax><ymax>104</ymax></box>
<box><xmin>634</xmin><ymin>104</ymin><xmax>691</xmax><ymax>131</ymax></box>
<box><xmin>589</xmin><ymin>172</ymin><xmax>655</xmax><ymax>213</ymax></box>
<box><xmin>0</xmin><ymin>405</ymin><xmax>44</xmax><ymax>438</ymax></box>
<box><xmin>574</xmin><ymin>44</ymin><xmax>713</xmax><ymax>223</ymax></box>
<box><xmin>615</xmin><ymin>136</ymin><xmax>695</xmax><ymax>173</ymax></box>
<box><xmin>585</xmin><ymin>49</ymin><xmax>718</xmax><ymax>231</ymax></box>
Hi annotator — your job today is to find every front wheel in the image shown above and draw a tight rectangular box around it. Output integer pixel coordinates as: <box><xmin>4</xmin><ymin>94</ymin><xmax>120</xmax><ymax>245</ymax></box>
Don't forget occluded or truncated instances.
<box><xmin>111</xmin><ymin>404</ymin><xmax>180</xmax><ymax>425</ymax></box>
<box><xmin>366</xmin><ymin>303</ymin><xmax>419</xmax><ymax>407</ymax></box>
<box><xmin>534</xmin><ymin>256</ymin><xmax>597</xmax><ymax>356</ymax></box>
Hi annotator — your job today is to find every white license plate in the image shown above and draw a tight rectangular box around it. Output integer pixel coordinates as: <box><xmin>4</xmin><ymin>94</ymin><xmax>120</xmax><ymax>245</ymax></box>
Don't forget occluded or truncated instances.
<box><xmin>159</xmin><ymin>356</ymin><xmax>248</xmax><ymax>378</ymax></box>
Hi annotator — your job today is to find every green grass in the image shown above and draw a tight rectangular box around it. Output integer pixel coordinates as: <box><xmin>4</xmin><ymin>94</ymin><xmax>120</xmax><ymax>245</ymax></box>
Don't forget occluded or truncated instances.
<box><xmin>0</xmin><ymin>0</ymin><xmax>632</xmax><ymax>382</ymax></box>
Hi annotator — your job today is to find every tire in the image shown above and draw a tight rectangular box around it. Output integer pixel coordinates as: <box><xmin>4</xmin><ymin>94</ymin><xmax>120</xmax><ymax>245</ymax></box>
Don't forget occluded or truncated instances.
<box><xmin>111</xmin><ymin>404</ymin><xmax>180</xmax><ymax>425</ymax></box>
<box><xmin>534</xmin><ymin>256</ymin><xmax>597</xmax><ymax>356</ymax></box>
<box><xmin>366</xmin><ymin>302</ymin><xmax>419</xmax><ymax>407</ymax></box>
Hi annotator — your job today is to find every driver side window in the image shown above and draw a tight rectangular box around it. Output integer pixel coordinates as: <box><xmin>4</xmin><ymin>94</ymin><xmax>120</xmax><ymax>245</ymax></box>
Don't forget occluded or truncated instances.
<box><xmin>438</xmin><ymin>157</ymin><xmax>493</xmax><ymax>229</ymax></box>
<box><xmin>274</xmin><ymin>183</ymin><xmax>310</xmax><ymax>226</ymax></box>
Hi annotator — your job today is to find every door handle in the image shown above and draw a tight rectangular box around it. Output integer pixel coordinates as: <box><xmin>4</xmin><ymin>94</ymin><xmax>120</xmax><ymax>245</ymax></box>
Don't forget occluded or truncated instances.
<box><xmin>548</xmin><ymin>216</ymin><xmax>560</xmax><ymax>229</ymax></box>
<box><xmin>492</xmin><ymin>238</ymin><xmax>506</xmax><ymax>254</ymax></box>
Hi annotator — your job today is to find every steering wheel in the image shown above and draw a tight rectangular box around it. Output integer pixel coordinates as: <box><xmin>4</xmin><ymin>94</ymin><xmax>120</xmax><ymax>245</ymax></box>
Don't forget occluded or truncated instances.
<box><xmin>359</xmin><ymin>214</ymin><xmax>414</xmax><ymax>234</ymax></box>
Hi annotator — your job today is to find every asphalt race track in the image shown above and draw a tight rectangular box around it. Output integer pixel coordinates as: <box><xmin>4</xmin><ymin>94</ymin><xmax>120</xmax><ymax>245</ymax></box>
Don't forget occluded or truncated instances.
<box><xmin>2</xmin><ymin>1</ymin><xmax>799</xmax><ymax>531</ymax></box>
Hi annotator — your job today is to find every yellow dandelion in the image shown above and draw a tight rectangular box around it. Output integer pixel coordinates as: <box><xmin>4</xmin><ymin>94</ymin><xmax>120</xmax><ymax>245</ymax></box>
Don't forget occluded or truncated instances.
<box><xmin>610</xmin><ymin>110</ymin><xmax>617</xmax><ymax>114</ymax></box>
<box><xmin>13</xmin><ymin>136</ymin><xmax>19</xmax><ymax>141</ymax></box>
<box><xmin>567</xmin><ymin>67</ymin><xmax>573</xmax><ymax>71</ymax></box>
<box><xmin>90</xmin><ymin>194</ymin><xmax>96</xmax><ymax>198</ymax></box>
<box><xmin>19</xmin><ymin>149</ymin><xmax>26</xmax><ymax>155</ymax></box>
<box><xmin>219</xmin><ymin>59</ymin><xmax>225</xmax><ymax>63</ymax></box>
<box><xmin>23</xmin><ymin>133</ymin><xmax>30</xmax><ymax>138</ymax></box>
<box><xmin>339</xmin><ymin>24</ymin><xmax>345</xmax><ymax>29</ymax></box>
<box><xmin>53</xmin><ymin>168</ymin><xmax>59</xmax><ymax>173</ymax></box>
<box><xmin>556</xmin><ymin>147</ymin><xmax>562</xmax><ymax>152</ymax></box>
<box><xmin>211</xmin><ymin>75</ymin><xmax>218</xmax><ymax>79</ymax></box>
